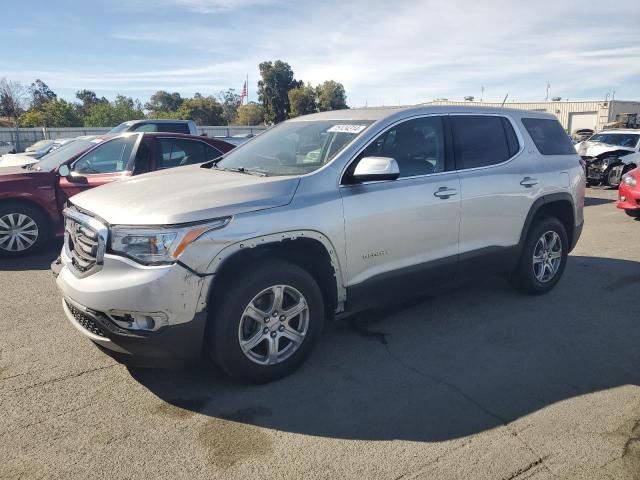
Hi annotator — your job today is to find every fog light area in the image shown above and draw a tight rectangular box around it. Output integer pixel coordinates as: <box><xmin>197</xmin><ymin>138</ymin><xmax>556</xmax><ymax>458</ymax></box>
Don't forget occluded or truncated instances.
<box><xmin>108</xmin><ymin>310</ymin><xmax>169</xmax><ymax>331</ymax></box>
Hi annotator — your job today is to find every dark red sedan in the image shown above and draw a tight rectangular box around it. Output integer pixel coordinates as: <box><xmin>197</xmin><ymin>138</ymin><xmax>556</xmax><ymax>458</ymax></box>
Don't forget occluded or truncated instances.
<box><xmin>0</xmin><ymin>132</ymin><xmax>234</xmax><ymax>256</ymax></box>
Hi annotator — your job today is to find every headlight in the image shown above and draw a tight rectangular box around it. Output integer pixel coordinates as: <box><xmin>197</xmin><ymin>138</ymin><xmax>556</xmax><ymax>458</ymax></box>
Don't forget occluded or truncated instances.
<box><xmin>110</xmin><ymin>217</ymin><xmax>231</xmax><ymax>264</ymax></box>
<box><xmin>622</xmin><ymin>174</ymin><xmax>637</xmax><ymax>187</ymax></box>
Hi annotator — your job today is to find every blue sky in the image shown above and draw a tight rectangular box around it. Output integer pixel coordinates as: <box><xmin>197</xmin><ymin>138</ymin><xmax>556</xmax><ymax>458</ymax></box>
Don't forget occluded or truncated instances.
<box><xmin>2</xmin><ymin>0</ymin><xmax>639</xmax><ymax>107</ymax></box>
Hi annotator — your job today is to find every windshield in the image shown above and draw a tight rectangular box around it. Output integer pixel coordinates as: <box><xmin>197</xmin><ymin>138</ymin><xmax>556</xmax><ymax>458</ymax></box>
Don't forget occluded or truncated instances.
<box><xmin>215</xmin><ymin>120</ymin><xmax>373</xmax><ymax>176</ymax></box>
<box><xmin>588</xmin><ymin>133</ymin><xmax>640</xmax><ymax>148</ymax></box>
<box><xmin>27</xmin><ymin>140</ymin><xmax>53</xmax><ymax>150</ymax></box>
<box><xmin>108</xmin><ymin>122</ymin><xmax>134</xmax><ymax>133</ymax></box>
<box><xmin>34</xmin><ymin>138</ymin><xmax>102</xmax><ymax>171</ymax></box>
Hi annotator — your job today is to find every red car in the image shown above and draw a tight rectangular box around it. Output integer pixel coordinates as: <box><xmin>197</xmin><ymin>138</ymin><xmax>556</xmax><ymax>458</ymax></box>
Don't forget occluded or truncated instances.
<box><xmin>0</xmin><ymin>132</ymin><xmax>234</xmax><ymax>256</ymax></box>
<box><xmin>617</xmin><ymin>166</ymin><xmax>640</xmax><ymax>218</ymax></box>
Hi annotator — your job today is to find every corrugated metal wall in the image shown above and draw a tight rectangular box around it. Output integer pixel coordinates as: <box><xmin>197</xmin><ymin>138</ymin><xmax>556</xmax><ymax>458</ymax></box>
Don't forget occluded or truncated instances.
<box><xmin>425</xmin><ymin>100</ymin><xmax>640</xmax><ymax>132</ymax></box>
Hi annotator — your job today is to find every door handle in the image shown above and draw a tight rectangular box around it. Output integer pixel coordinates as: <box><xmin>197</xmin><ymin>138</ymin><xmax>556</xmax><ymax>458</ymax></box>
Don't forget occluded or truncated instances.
<box><xmin>434</xmin><ymin>187</ymin><xmax>458</xmax><ymax>199</ymax></box>
<box><xmin>520</xmin><ymin>177</ymin><xmax>538</xmax><ymax>188</ymax></box>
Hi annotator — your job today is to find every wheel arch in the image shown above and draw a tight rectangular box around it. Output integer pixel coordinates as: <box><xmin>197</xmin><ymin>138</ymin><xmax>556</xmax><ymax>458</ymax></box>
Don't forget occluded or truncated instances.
<box><xmin>0</xmin><ymin>196</ymin><xmax>55</xmax><ymax>232</ymax></box>
<box><xmin>205</xmin><ymin>231</ymin><xmax>345</xmax><ymax>317</ymax></box>
<box><xmin>519</xmin><ymin>193</ymin><xmax>577</xmax><ymax>253</ymax></box>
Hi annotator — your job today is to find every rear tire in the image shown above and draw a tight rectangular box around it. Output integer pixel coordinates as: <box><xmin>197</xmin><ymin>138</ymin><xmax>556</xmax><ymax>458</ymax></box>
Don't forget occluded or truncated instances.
<box><xmin>510</xmin><ymin>217</ymin><xmax>568</xmax><ymax>295</ymax></box>
<box><xmin>0</xmin><ymin>202</ymin><xmax>50</xmax><ymax>257</ymax></box>
<box><xmin>625</xmin><ymin>209</ymin><xmax>640</xmax><ymax>218</ymax></box>
<box><xmin>206</xmin><ymin>259</ymin><xmax>324</xmax><ymax>383</ymax></box>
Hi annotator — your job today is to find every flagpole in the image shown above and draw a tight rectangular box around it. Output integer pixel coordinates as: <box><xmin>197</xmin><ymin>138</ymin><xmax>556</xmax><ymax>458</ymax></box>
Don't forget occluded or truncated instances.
<box><xmin>246</xmin><ymin>74</ymin><xmax>249</xmax><ymax>106</ymax></box>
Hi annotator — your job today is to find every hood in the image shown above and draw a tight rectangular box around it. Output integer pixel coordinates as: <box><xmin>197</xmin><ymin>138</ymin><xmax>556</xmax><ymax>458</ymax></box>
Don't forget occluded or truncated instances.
<box><xmin>70</xmin><ymin>164</ymin><xmax>300</xmax><ymax>225</ymax></box>
<box><xmin>0</xmin><ymin>153</ymin><xmax>38</xmax><ymax>168</ymax></box>
<box><xmin>576</xmin><ymin>141</ymin><xmax>635</xmax><ymax>157</ymax></box>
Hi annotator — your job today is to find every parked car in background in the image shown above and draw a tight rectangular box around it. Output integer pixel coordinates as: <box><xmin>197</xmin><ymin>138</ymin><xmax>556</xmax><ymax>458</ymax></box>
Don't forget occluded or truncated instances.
<box><xmin>571</xmin><ymin>128</ymin><xmax>594</xmax><ymax>142</ymax></box>
<box><xmin>576</xmin><ymin>129</ymin><xmax>640</xmax><ymax>187</ymax></box>
<box><xmin>53</xmin><ymin>106</ymin><xmax>585</xmax><ymax>383</ymax></box>
<box><xmin>0</xmin><ymin>138</ymin><xmax>87</xmax><ymax>168</ymax></box>
<box><xmin>0</xmin><ymin>140</ymin><xmax>16</xmax><ymax>155</ymax></box>
<box><xmin>617</xmin><ymin>166</ymin><xmax>640</xmax><ymax>218</ymax></box>
<box><xmin>109</xmin><ymin>119</ymin><xmax>198</xmax><ymax>135</ymax></box>
<box><xmin>23</xmin><ymin>139</ymin><xmax>62</xmax><ymax>158</ymax></box>
<box><xmin>0</xmin><ymin>132</ymin><xmax>233</xmax><ymax>256</ymax></box>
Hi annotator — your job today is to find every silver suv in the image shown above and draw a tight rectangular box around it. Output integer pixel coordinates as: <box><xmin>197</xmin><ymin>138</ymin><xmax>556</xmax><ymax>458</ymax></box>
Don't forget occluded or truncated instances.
<box><xmin>55</xmin><ymin>106</ymin><xmax>585</xmax><ymax>383</ymax></box>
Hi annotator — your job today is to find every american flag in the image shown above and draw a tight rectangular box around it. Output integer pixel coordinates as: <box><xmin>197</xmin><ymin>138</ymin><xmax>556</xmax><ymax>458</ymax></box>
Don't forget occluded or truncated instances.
<box><xmin>239</xmin><ymin>79</ymin><xmax>248</xmax><ymax>105</ymax></box>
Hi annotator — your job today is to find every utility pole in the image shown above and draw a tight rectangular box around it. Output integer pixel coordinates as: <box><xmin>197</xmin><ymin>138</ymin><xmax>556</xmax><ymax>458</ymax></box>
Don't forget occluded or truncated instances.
<box><xmin>545</xmin><ymin>82</ymin><xmax>550</xmax><ymax>101</ymax></box>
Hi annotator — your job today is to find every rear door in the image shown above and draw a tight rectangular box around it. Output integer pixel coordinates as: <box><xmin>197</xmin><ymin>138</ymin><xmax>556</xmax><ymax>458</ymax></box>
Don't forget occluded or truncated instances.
<box><xmin>451</xmin><ymin>114</ymin><xmax>541</xmax><ymax>264</ymax></box>
<box><xmin>58</xmin><ymin>135</ymin><xmax>140</xmax><ymax>200</ymax></box>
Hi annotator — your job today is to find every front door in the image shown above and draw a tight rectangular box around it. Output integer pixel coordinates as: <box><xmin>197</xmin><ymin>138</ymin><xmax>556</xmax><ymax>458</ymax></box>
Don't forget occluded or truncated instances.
<box><xmin>58</xmin><ymin>135</ymin><xmax>140</xmax><ymax>201</ymax></box>
<box><xmin>340</xmin><ymin>116</ymin><xmax>460</xmax><ymax>309</ymax></box>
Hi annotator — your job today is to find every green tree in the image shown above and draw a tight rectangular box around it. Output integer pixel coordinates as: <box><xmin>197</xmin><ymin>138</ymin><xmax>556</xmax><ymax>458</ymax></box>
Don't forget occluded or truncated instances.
<box><xmin>218</xmin><ymin>89</ymin><xmax>241</xmax><ymax>125</ymax></box>
<box><xmin>316</xmin><ymin>80</ymin><xmax>348</xmax><ymax>111</ymax></box>
<box><xmin>170</xmin><ymin>95</ymin><xmax>224</xmax><ymax>125</ymax></box>
<box><xmin>258</xmin><ymin>60</ymin><xmax>301</xmax><ymax>124</ymax></box>
<box><xmin>29</xmin><ymin>79</ymin><xmax>57</xmax><ymax>111</ymax></box>
<box><xmin>288</xmin><ymin>83</ymin><xmax>317</xmax><ymax>118</ymax></box>
<box><xmin>76</xmin><ymin>89</ymin><xmax>108</xmax><ymax>116</ymax></box>
<box><xmin>0</xmin><ymin>78</ymin><xmax>27</xmax><ymax>121</ymax></box>
<box><xmin>83</xmin><ymin>95</ymin><xmax>144</xmax><ymax>127</ymax></box>
<box><xmin>17</xmin><ymin>109</ymin><xmax>45</xmax><ymax>127</ymax></box>
<box><xmin>236</xmin><ymin>102</ymin><xmax>264</xmax><ymax>125</ymax></box>
<box><xmin>145</xmin><ymin>90</ymin><xmax>183</xmax><ymax>115</ymax></box>
<box><xmin>18</xmin><ymin>99</ymin><xmax>82</xmax><ymax>127</ymax></box>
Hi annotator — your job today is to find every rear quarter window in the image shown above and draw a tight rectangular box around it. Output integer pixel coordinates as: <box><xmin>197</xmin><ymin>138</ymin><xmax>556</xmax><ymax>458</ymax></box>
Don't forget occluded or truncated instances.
<box><xmin>521</xmin><ymin>118</ymin><xmax>576</xmax><ymax>155</ymax></box>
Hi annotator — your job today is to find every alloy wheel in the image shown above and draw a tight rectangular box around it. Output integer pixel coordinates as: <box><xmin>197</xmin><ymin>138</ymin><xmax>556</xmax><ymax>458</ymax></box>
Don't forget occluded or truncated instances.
<box><xmin>0</xmin><ymin>213</ymin><xmax>39</xmax><ymax>252</ymax></box>
<box><xmin>238</xmin><ymin>284</ymin><xmax>309</xmax><ymax>365</ymax></box>
<box><xmin>532</xmin><ymin>230</ymin><xmax>562</xmax><ymax>283</ymax></box>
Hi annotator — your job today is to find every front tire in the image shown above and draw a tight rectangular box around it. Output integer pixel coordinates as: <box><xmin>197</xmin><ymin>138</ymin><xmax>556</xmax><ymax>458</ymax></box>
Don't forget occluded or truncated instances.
<box><xmin>510</xmin><ymin>217</ymin><xmax>568</xmax><ymax>295</ymax></box>
<box><xmin>206</xmin><ymin>259</ymin><xmax>324</xmax><ymax>383</ymax></box>
<box><xmin>0</xmin><ymin>202</ymin><xmax>50</xmax><ymax>257</ymax></box>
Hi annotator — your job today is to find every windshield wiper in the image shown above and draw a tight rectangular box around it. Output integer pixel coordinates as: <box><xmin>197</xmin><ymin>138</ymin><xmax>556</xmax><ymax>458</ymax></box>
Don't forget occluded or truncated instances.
<box><xmin>224</xmin><ymin>167</ymin><xmax>267</xmax><ymax>177</ymax></box>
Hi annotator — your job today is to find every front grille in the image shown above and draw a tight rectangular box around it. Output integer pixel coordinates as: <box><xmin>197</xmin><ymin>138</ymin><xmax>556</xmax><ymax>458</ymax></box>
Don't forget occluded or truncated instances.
<box><xmin>65</xmin><ymin>217</ymin><xmax>98</xmax><ymax>272</ymax></box>
<box><xmin>63</xmin><ymin>206</ymin><xmax>106</xmax><ymax>277</ymax></box>
<box><xmin>66</xmin><ymin>301</ymin><xmax>106</xmax><ymax>337</ymax></box>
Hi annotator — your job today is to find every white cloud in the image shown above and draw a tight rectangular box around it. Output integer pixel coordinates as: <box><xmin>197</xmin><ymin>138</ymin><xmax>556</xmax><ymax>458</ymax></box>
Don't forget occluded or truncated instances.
<box><xmin>3</xmin><ymin>0</ymin><xmax>639</xmax><ymax>105</ymax></box>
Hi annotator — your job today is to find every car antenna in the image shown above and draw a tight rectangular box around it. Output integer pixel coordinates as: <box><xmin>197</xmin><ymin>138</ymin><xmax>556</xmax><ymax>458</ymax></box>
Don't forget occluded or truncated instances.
<box><xmin>501</xmin><ymin>93</ymin><xmax>509</xmax><ymax>107</ymax></box>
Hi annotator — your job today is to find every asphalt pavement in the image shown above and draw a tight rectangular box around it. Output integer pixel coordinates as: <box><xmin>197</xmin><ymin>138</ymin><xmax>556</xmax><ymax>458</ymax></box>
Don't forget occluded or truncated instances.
<box><xmin>1</xmin><ymin>187</ymin><xmax>639</xmax><ymax>479</ymax></box>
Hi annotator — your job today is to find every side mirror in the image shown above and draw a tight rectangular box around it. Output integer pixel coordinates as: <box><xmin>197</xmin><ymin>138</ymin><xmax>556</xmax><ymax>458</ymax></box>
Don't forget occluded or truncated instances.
<box><xmin>353</xmin><ymin>157</ymin><xmax>400</xmax><ymax>183</ymax></box>
<box><xmin>58</xmin><ymin>165</ymin><xmax>87</xmax><ymax>184</ymax></box>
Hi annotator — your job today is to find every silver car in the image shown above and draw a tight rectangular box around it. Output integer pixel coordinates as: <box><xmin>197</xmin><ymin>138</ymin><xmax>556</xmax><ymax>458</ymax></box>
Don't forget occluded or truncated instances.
<box><xmin>55</xmin><ymin>106</ymin><xmax>585</xmax><ymax>383</ymax></box>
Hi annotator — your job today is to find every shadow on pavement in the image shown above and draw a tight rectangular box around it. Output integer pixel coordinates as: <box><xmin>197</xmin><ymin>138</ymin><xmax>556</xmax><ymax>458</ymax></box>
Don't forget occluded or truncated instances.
<box><xmin>130</xmin><ymin>255</ymin><xmax>640</xmax><ymax>442</ymax></box>
<box><xmin>584</xmin><ymin>196</ymin><xmax>616</xmax><ymax>207</ymax></box>
<box><xmin>0</xmin><ymin>239</ymin><xmax>62</xmax><ymax>271</ymax></box>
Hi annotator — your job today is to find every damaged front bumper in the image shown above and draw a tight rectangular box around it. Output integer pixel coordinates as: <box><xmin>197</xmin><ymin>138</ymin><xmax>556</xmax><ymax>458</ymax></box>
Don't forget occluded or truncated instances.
<box><xmin>54</xmin><ymin>248</ymin><xmax>213</xmax><ymax>366</ymax></box>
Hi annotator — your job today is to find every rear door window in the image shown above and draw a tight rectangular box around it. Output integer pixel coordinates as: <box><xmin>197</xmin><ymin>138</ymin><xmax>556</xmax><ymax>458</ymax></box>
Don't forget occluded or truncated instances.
<box><xmin>450</xmin><ymin>115</ymin><xmax>517</xmax><ymax>170</ymax></box>
<box><xmin>521</xmin><ymin>118</ymin><xmax>576</xmax><ymax>155</ymax></box>
<box><xmin>159</xmin><ymin>138</ymin><xmax>210</xmax><ymax>168</ymax></box>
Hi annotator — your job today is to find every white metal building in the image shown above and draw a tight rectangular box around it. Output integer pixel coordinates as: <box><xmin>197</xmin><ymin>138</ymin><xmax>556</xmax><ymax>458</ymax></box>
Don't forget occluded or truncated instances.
<box><xmin>425</xmin><ymin>99</ymin><xmax>640</xmax><ymax>133</ymax></box>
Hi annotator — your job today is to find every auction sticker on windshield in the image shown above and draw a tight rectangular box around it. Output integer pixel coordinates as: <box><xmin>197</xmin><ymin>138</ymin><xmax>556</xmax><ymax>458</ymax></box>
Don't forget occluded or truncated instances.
<box><xmin>327</xmin><ymin>125</ymin><xmax>368</xmax><ymax>134</ymax></box>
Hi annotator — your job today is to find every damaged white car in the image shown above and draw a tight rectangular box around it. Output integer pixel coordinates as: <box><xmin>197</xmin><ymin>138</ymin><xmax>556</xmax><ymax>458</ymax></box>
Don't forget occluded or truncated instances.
<box><xmin>576</xmin><ymin>130</ymin><xmax>640</xmax><ymax>187</ymax></box>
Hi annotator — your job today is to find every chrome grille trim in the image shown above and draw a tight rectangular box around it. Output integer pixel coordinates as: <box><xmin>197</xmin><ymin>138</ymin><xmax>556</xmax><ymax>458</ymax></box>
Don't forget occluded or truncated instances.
<box><xmin>63</xmin><ymin>206</ymin><xmax>108</xmax><ymax>278</ymax></box>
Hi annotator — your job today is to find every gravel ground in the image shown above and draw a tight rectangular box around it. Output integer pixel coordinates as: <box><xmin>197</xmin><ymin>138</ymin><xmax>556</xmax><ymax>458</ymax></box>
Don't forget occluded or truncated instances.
<box><xmin>1</xmin><ymin>187</ymin><xmax>638</xmax><ymax>480</ymax></box>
